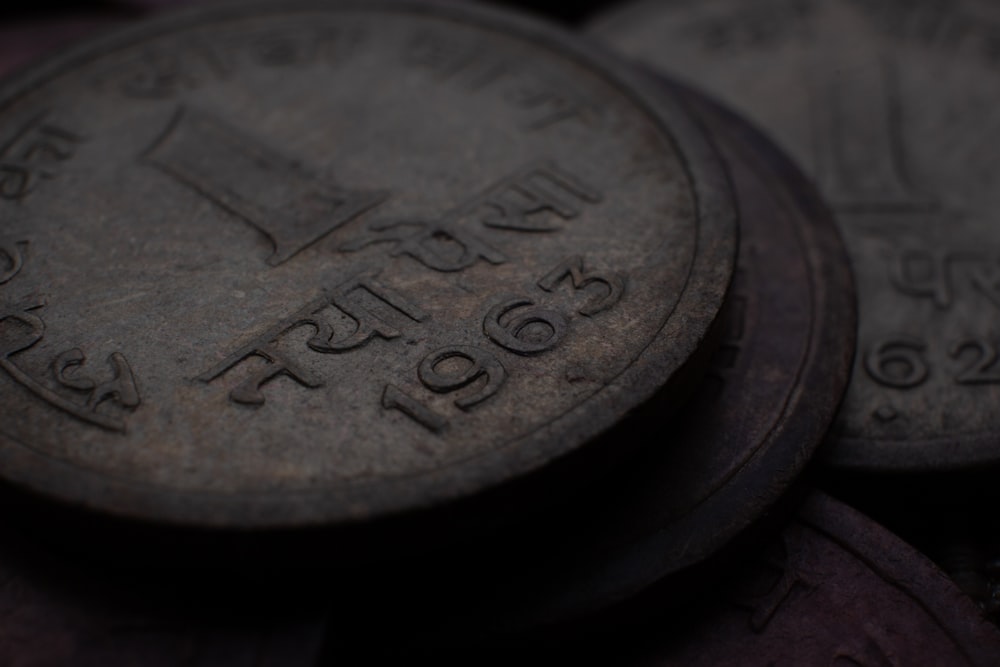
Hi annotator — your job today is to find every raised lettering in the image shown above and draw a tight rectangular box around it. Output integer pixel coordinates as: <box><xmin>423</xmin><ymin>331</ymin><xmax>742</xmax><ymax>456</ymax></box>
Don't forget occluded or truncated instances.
<box><xmin>0</xmin><ymin>295</ymin><xmax>46</xmax><ymax>357</ymax></box>
<box><xmin>383</xmin><ymin>345</ymin><xmax>508</xmax><ymax>433</ymax></box>
<box><xmin>404</xmin><ymin>32</ymin><xmax>510</xmax><ymax>90</ymax></box>
<box><xmin>403</xmin><ymin>32</ymin><xmax>601</xmax><ymax>131</ymax></box>
<box><xmin>864</xmin><ymin>336</ymin><xmax>930</xmax><ymax>389</ymax></box>
<box><xmin>53</xmin><ymin>348</ymin><xmax>140</xmax><ymax>412</ymax></box>
<box><xmin>537</xmin><ymin>255</ymin><xmax>623</xmax><ymax>315</ymax></box>
<box><xmin>227</xmin><ymin>344</ymin><xmax>324</xmax><ymax>406</ymax></box>
<box><xmin>0</xmin><ymin>309</ymin><xmax>140</xmax><ymax>431</ymax></box>
<box><xmin>342</xmin><ymin>161</ymin><xmax>598</xmax><ymax>273</ymax></box>
<box><xmin>418</xmin><ymin>345</ymin><xmax>506</xmax><ymax>409</ymax></box>
<box><xmin>951</xmin><ymin>338</ymin><xmax>1000</xmax><ymax>385</ymax></box>
<box><xmin>476</xmin><ymin>162</ymin><xmax>601</xmax><ymax>232</ymax></box>
<box><xmin>199</xmin><ymin>272</ymin><xmax>426</xmax><ymax>406</ymax></box>
<box><xmin>736</xmin><ymin>532</ymin><xmax>815</xmax><ymax>632</ymax></box>
<box><xmin>691</xmin><ymin>0</ymin><xmax>811</xmax><ymax>53</ymax></box>
<box><xmin>811</xmin><ymin>59</ymin><xmax>936</xmax><ymax>213</ymax></box>
<box><xmin>0</xmin><ymin>240</ymin><xmax>25</xmax><ymax>285</ymax></box>
<box><xmin>484</xmin><ymin>297</ymin><xmax>567</xmax><ymax>356</ymax></box>
<box><xmin>504</xmin><ymin>76</ymin><xmax>599</xmax><ymax>131</ymax></box>
<box><xmin>382</xmin><ymin>383</ymin><xmax>448</xmax><ymax>433</ymax></box>
<box><xmin>889</xmin><ymin>248</ymin><xmax>1000</xmax><ymax>310</ymax></box>
<box><xmin>0</xmin><ymin>114</ymin><xmax>84</xmax><ymax>201</ymax></box>
<box><xmin>341</xmin><ymin>219</ymin><xmax>506</xmax><ymax>273</ymax></box>
<box><xmin>889</xmin><ymin>247</ymin><xmax>953</xmax><ymax>308</ymax></box>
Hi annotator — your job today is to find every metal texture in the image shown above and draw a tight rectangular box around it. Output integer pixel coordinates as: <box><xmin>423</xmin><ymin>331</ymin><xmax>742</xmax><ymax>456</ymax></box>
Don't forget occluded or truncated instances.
<box><xmin>326</xmin><ymin>77</ymin><xmax>854</xmax><ymax>639</ymax></box>
<box><xmin>0</xmin><ymin>1</ymin><xmax>736</xmax><ymax>527</ymax></box>
<box><xmin>0</xmin><ymin>522</ymin><xmax>326</xmax><ymax>666</ymax></box>
<box><xmin>590</xmin><ymin>0</ymin><xmax>1000</xmax><ymax>472</ymax></box>
<box><xmin>615</xmin><ymin>493</ymin><xmax>1000</xmax><ymax>666</ymax></box>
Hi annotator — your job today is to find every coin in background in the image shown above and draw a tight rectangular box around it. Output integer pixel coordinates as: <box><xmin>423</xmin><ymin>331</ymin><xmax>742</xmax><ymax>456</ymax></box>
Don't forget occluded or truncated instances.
<box><xmin>590</xmin><ymin>0</ymin><xmax>1000</xmax><ymax>472</ymax></box>
<box><xmin>616</xmin><ymin>493</ymin><xmax>1000</xmax><ymax>666</ymax></box>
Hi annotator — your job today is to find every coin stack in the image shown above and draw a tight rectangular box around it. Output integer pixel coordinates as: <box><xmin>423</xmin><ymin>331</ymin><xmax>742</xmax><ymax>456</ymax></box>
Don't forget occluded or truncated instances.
<box><xmin>1</xmin><ymin>1</ymin><xmax>999</xmax><ymax>664</ymax></box>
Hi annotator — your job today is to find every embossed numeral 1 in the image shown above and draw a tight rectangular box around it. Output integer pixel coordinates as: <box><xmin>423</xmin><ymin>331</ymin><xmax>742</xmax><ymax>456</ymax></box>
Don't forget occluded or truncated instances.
<box><xmin>381</xmin><ymin>384</ymin><xmax>448</xmax><ymax>433</ymax></box>
<box><xmin>383</xmin><ymin>345</ymin><xmax>507</xmax><ymax>432</ymax></box>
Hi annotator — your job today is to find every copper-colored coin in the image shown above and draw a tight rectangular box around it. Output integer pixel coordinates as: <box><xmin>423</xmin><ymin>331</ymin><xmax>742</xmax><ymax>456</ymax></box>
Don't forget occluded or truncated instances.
<box><xmin>0</xmin><ymin>1</ymin><xmax>735</xmax><ymax>527</ymax></box>
<box><xmin>590</xmin><ymin>0</ymin><xmax>1000</xmax><ymax>471</ymax></box>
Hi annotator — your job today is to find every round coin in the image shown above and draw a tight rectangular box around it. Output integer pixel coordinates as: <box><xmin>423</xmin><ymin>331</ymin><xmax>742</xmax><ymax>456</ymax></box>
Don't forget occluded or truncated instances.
<box><xmin>0</xmin><ymin>1</ymin><xmax>735</xmax><ymax>527</ymax></box>
<box><xmin>590</xmin><ymin>0</ymin><xmax>1000</xmax><ymax>471</ymax></box>
<box><xmin>325</xmin><ymin>76</ymin><xmax>854</xmax><ymax>639</ymax></box>
<box><xmin>611</xmin><ymin>493</ymin><xmax>1000</xmax><ymax>666</ymax></box>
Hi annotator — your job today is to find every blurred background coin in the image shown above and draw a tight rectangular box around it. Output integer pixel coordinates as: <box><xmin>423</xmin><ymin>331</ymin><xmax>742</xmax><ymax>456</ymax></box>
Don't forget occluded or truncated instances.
<box><xmin>590</xmin><ymin>0</ymin><xmax>1000</xmax><ymax>474</ymax></box>
<box><xmin>601</xmin><ymin>493</ymin><xmax>1000</xmax><ymax>666</ymax></box>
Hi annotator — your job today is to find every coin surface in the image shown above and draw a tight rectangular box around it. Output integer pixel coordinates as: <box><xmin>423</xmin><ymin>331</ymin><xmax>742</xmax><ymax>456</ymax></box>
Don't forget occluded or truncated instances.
<box><xmin>0</xmin><ymin>1</ymin><xmax>735</xmax><ymax>527</ymax></box>
<box><xmin>590</xmin><ymin>0</ymin><xmax>1000</xmax><ymax>471</ymax></box>
<box><xmin>326</xmin><ymin>77</ymin><xmax>854</xmax><ymax>639</ymax></box>
<box><xmin>610</xmin><ymin>493</ymin><xmax>1000</xmax><ymax>666</ymax></box>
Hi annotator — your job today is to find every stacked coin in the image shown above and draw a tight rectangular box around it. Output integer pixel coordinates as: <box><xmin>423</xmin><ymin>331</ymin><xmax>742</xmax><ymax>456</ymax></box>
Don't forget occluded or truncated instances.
<box><xmin>0</xmin><ymin>0</ymin><xmax>998</xmax><ymax>663</ymax></box>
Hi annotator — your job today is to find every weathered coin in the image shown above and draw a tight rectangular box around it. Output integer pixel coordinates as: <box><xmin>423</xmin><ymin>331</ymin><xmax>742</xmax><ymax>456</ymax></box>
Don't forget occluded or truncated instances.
<box><xmin>590</xmin><ymin>0</ymin><xmax>1000</xmax><ymax>471</ymax></box>
<box><xmin>325</xmin><ymin>76</ymin><xmax>854</xmax><ymax>640</ymax></box>
<box><xmin>607</xmin><ymin>493</ymin><xmax>1000</xmax><ymax>666</ymax></box>
<box><xmin>0</xmin><ymin>1</ymin><xmax>735</xmax><ymax>527</ymax></box>
<box><xmin>0</xmin><ymin>521</ymin><xmax>326</xmax><ymax>665</ymax></box>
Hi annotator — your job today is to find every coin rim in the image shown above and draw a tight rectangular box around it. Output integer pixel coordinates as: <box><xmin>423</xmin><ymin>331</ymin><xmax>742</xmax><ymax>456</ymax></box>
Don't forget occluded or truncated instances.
<box><xmin>447</xmin><ymin>78</ymin><xmax>857</xmax><ymax>630</ymax></box>
<box><xmin>800</xmin><ymin>493</ymin><xmax>1000</xmax><ymax>667</ymax></box>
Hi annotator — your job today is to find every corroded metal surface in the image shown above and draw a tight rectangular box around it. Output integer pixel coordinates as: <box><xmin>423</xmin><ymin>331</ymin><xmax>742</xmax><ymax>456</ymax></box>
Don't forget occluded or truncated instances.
<box><xmin>590</xmin><ymin>0</ymin><xmax>1000</xmax><ymax>471</ymax></box>
<box><xmin>0</xmin><ymin>1</ymin><xmax>735</xmax><ymax>527</ymax></box>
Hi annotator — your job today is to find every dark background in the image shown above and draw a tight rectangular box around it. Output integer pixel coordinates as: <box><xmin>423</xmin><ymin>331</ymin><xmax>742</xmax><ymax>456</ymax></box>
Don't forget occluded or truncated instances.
<box><xmin>0</xmin><ymin>0</ymin><xmax>619</xmax><ymax>24</ymax></box>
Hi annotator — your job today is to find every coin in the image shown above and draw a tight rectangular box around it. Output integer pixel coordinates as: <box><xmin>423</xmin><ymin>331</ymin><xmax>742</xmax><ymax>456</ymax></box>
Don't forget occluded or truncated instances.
<box><xmin>590</xmin><ymin>0</ymin><xmax>1000</xmax><ymax>472</ymax></box>
<box><xmin>608</xmin><ymin>493</ymin><xmax>1000</xmax><ymax>666</ymax></box>
<box><xmin>323</xmin><ymin>76</ymin><xmax>854</xmax><ymax>641</ymax></box>
<box><xmin>0</xmin><ymin>1</ymin><xmax>735</xmax><ymax>527</ymax></box>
